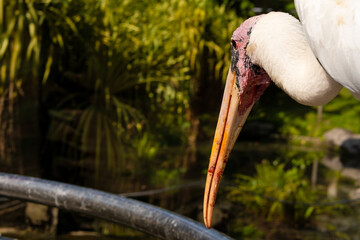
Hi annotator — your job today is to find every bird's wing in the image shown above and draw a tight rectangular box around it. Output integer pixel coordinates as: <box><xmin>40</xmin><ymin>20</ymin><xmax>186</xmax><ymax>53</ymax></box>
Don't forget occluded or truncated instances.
<box><xmin>295</xmin><ymin>0</ymin><xmax>360</xmax><ymax>94</ymax></box>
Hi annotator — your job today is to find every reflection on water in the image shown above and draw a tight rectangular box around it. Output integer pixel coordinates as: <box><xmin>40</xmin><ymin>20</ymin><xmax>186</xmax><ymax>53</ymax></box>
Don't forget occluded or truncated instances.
<box><xmin>1</xmin><ymin>137</ymin><xmax>360</xmax><ymax>240</ymax></box>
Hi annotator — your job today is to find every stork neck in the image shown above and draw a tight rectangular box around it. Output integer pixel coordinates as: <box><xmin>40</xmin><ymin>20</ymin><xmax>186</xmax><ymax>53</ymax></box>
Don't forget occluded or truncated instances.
<box><xmin>246</xmin><ymin>12</ymin><xmax>342</xmax><ymax>106</ymax></box>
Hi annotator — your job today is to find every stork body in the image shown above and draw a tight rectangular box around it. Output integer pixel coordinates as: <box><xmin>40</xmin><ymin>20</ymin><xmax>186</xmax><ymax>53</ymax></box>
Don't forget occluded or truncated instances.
<box><xmin>295</xmin><ymin>0</ymin><xmax>360</xmax><ymax>97</ymax></box>
<box><xmin>203</xmin><ymin>0</ymin><xmax>360</xmax><ymax>228</ymax></box>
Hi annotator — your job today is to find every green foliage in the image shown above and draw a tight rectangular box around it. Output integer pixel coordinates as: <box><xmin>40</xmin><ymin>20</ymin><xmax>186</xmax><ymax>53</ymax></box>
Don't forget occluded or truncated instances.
<box><xmin>228</xmin><ymin>160</ymin><xmax>319</xmax><ymax>224</ymax></box>
<box><xmin>3</xmin><ymin>0</ymin><xmax>360</xmax><ymax>184</ymax></box>
<box><xmin>1</xmin><ymin>0</ymin><xmax>244</xmax><ymax>174</ymax></box>
<box><xmin>128</xmin><ymin>132</ymin><xmax>159</xmax><ymax>176</ymax></box>
<box><xmin>277</xmin><ymin>89</ymin><xmax>360</xmax><ymax>137</ymax></box>
<box><xmin>0</xmin><ymin>0</ymin><xmax>46</xmax><ymax>160</ymax></box>
<box><xmin>249</xmin><ymin>84</ymin><xmax>360</xmax><ymax>141</ymax></box>
<box><xmin>151</xmin><ymin>167</ymin><xmax>187</xmax><ymax>187</ymax></box>
<box><xmin>228</xmin><ymin>221</ymin><xmax>264</xmax><ymax>240</ymax></box>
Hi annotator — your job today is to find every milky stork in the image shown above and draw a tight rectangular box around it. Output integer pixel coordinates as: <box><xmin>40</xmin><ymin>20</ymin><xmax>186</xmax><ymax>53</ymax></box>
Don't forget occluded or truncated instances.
<box><xmin>203</xmin><ymin>0</ymin><xmax>360</xmax><ymax>228</ymax></box>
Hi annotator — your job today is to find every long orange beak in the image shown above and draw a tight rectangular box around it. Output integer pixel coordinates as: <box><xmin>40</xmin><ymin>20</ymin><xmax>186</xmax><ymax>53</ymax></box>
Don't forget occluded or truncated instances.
<box><xmin>203</xmin><ymin>68</ymin><xmax>253</xmax><ymax>228</ymax></box>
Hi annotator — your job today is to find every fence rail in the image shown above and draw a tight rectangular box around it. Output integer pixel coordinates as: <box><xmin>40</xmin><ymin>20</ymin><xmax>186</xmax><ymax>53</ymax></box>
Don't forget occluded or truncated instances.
<box><xmin>0</xmin><ymin>172</ymin><xmax>232</xmax><ymax>240</ymax></box>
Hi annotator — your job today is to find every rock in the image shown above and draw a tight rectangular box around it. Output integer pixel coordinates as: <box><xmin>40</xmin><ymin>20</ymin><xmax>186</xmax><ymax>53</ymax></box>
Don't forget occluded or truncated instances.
<box><xmin>324</xmin><ymin>128</ymin><xmax>360</xmax><ymax>154</ymax></box>
<box><xmin>342</xmin><ymin>139</ymin><xmax>360</xmax><ymax>155</ymax></box>
<box><xmin>25</xmin><ymin>202</ymin><xmax>50</xmax><ymax>226</ymax></box>
<box><xmin>349</xmin><ymin>188</ymin><xmax>360</xmax><ymax>200</ymax></box>
<box><xmin>321</xmin><ymin>155</ymin><xmax>343</xmax><ymax>171</ymax></box>
<box><xmin>25</xmin><ymin>202</ymin><xmax>58</xmax><ymax>233</ymax></box>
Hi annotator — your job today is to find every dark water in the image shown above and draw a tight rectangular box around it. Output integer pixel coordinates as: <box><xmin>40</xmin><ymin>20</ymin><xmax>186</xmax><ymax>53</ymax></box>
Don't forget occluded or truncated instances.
<box><xmin>1</xmin><ymin>137</ymin><xmax>360</xmax><ymax>240</ymax></box>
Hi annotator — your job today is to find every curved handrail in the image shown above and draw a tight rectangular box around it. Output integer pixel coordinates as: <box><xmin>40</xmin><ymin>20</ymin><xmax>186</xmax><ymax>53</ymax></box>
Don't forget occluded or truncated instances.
<box><xmin>0</xmin><ymin>172</ymin><xmax>233</xmax><ymax>240</ymax></box>
<box><xmin>0</xmin><ymin>236</ymin><xmax>14</xmax><ymax>240</ymax></box>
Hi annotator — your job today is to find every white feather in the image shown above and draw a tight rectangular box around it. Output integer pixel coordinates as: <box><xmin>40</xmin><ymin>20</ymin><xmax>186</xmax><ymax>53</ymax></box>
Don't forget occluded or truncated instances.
<box><xmin>295</xmin><ymin>0</ymin><xmax>360</xmax><ymax>95</ymax></box>
<box><xmin>246</xmin><ymin>12</ymin><xmax>342</xmax><ymax>106</ymax></box>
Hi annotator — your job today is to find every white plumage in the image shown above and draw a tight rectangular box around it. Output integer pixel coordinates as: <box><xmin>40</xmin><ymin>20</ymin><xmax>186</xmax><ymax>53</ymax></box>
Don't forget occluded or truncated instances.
<box><xmin>246</xmin><ymin>1</ymin><xmax>360</xmax><ymax>105</ymax></box>
<box><xmin>295</xmin><ymin>0</ymin><xmax>360</xmax><ymax>97</ymax></box>
<box><xmin>247</xmin><ymin>12</ymin><xmax>342</xmax><ymax>106</ymax></box>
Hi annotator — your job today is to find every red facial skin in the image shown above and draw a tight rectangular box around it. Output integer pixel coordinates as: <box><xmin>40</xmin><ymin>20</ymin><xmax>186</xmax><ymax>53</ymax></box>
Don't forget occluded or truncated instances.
<box><xmin>231</xmin><ymin>15</ymin><xmax>271</xmax><ymax>114</ymax></box>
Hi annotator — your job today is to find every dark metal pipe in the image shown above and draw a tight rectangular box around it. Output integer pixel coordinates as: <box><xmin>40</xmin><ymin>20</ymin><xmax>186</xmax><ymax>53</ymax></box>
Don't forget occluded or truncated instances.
<box><xmin>0</xmin><ymin>237</ymin><xmax>14</xmax><ymax>240</ymax></box>
<box><xmin>0</xmin><ymin>172</ymin><xmax>233</xmax><ymax>240</ymax></box>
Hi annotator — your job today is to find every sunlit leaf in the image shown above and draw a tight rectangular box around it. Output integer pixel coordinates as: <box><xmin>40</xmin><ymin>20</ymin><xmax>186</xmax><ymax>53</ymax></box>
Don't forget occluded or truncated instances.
<box><xmin>42</xmin><ymin>55</ymin><xmax>53</xmax><ymax>83</ymax></box>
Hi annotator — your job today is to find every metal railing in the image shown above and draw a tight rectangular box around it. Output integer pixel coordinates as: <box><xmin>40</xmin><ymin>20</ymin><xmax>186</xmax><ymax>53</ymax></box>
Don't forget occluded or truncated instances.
<box><xmin>0</xmin><ymin>172</ymin><xmax>233</xmax><ymax>240</ymax></box>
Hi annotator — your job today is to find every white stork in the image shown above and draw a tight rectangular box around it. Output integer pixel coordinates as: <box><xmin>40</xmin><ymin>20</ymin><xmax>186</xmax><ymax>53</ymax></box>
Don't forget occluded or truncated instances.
<box><xmin>203</xmin><ymin>0</ymin><xmax>360</xmax><ymax>228</ymax></box>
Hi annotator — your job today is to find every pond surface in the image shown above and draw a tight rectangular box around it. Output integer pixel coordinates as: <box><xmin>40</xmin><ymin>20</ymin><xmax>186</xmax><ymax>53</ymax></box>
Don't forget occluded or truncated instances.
<box><xmin>1</xmin><ymin>137</ymin><xmax>360</xmax><ymax>240</ymax></box>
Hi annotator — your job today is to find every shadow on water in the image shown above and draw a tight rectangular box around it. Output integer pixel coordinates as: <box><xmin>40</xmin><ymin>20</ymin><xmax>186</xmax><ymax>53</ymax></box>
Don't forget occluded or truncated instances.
<box><xmin>2</xmin><ymin>131</ymin><xmax>360</xmax><ymax>240</ymax></box>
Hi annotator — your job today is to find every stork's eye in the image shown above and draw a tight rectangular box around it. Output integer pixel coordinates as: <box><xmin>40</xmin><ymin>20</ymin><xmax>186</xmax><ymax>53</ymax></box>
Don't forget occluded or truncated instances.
<box><xmin>231</xmin><ymin>40</ymin><xmax>237</xmax><ymax>49</ymax></box>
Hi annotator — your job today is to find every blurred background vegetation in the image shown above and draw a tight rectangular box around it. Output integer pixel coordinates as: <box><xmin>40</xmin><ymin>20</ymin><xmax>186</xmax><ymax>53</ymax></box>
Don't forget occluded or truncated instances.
<box><xmin>1</xmin><ymin>0</ymin><xmax>243</xmax><ymax>175</ymax></box>
<box><xmin>3</xmin><ymin>0</ymin><xmax>358</xmax><ymax>177</ymax></box>
<box><xmin>1</xmin><ymin>0</ymin><xmax>360</xmax><ymax>239</ymax></box>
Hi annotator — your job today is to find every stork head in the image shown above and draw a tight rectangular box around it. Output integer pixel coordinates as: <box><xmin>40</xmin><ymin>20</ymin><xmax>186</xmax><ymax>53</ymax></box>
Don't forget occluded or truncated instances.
<box><xmin>203</xmin><ymin>16</ymin><xmax>271</xmax><ymax>228</ymax></box>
